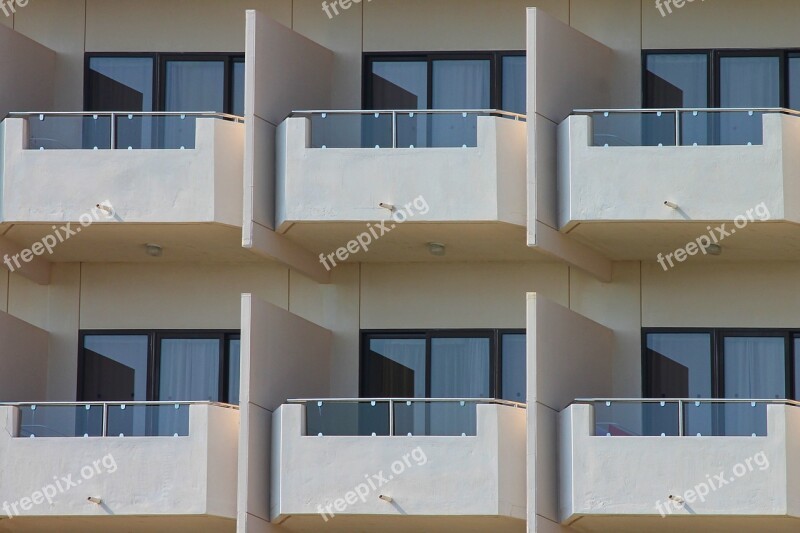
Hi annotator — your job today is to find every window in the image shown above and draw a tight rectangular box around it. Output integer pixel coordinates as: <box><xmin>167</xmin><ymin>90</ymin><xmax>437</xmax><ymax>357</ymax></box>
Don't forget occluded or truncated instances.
<box><xmin>85</xmin><ymin>53</ymin><xmax>244</xmax><ymax>115</ymax></box>
<box><xmin>364</xmin><ymin>52</ymin><xmax>525</xmax><ymax>112</ymax></box>
<box><xmin>361</xmin><ymin>330</ymin><xmax>524</xmax><ymax>400</ymax></box>
<box><xmin>79</xmin><ymin>331</ymin><xmax>240</xmax><ymax>404</ymax></box>
<box><xmin>644</xmin><ymin>329</ymin><xmax>796</xmax><ymax>400</ymax></box>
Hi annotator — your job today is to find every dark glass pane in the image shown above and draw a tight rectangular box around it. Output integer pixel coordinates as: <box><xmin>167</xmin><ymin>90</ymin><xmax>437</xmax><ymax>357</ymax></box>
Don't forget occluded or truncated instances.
<box><xmin>393</xmin><ymin>400</ymin><xmax>477</xmax><ymax>436</ymax></box>
<box><xmin>159</xmin><ymin>338</ymin><xmax>221</xmax><ymax>402</ymax></box>
<box><xmin>306</xmin><ymin>401</ymin><xmax>390</xmax><ymax>436</ymax></box>
<box><xmin>396</xmin><ymin>112</ymin><xmax>479</xmax><ymax>148</ymax></box>
<box><xmin>107</xmin><ymin>403</ymin><xmax>190</xmax><ymax>437</ymax></box>
<box><xmin>645</xmin><ymin>333</ymin><xmax>712</xmax><ymax>399</ymax></box>
<box><xmin>430</xmin><ymin>337</ymin><xmax>490</xmax><ymax>398</ymax></box>
<box><xmin>82</xmin><ymin>335</ymin><xmax>149</xmax><ymax>402</ymax></box>
<box><xmin>683</xmin><ymin>401</ymin><xmax>767</xmax><ymax>437</ymax></box>
<box><xmin>369</xmin><ymin>61</ymin><xmax>428</xmax><ymax>109</ymax></box>
<box><xmin>165</xmin><ymin>60</ymin><xmax>225</xmax><ymax>112</ymax></box>
<box><xmin>432</xmin><ymin>60</ymin><xmax>490</xmax><ymax>109</ymax></box>
<box><xmin>722</xmin><ymin>336</ymin><xmax>785</xmax><ymax>399</ymax></box>
<box><xmin>115</xmin><ymin>114</ymin><xmax>197</xmax><ymax>149</ymax></box>
<box><xmin>88</xmin><ymin>57</ymin><xmax>154</xmax><ymax>112</ymax></box>
<box><xmin>501</xmin><ymin>334</ymin><xmax>526</xmax><ymax>402</ymax></box>
<box><xmin>795</xmin><ymin>337</ymin><xmax>800</xmax><ymax>401</ymax></box>
<box><xmin>232</xmin><ymin>60</ymin><xmax>245</xmax><ymax>116</ymax></box>
<box><xmin>309</xmin><ymin>112</ymin><xmax>392</xmax><ymax>148</ymax></box>
<box><xmin>228</xmin><ymin>338</ymin><xmax>241</xmax><ymax>405</ymax></box>
<box><xmin>645</xmin><ymin>53</ymin><xmax>708</xmax><ymax>108</ymax></box>
<box><xmin>789</xmin><ymin>55</ymin><xmax>800</xmax><ymax>111</ymax></box>
<box><xmin>28</xmin><ymin>115</ymin><xmax>111</xmax><ymax>150</ymax></box>
<box><xmin>19</xmin><ymin>404</ymin><xmax>103</xmax><ymax>438</ymax></box>
<box><xmin>502</xmin><ymin>55</ymin><xmax>526</xmax><ymax>114</ymax></box>
<box><xmin>719</xmin><ymin>56</ymin><xmax>779</xmax><ymax>145</ymax></box>
<box><xmin>363</xmin><ymin>338</ymin><xmax>426</xmax><ymax>397</ymax></box>
<box><xmin>593</xmin><ymin>401</ymin><xmax>679</xmax><ymax>437</ymax></box>
<box><xmin>590</xmin><ymin>111</ymin><xmax>675</xmax><ymax>146</ymax></box>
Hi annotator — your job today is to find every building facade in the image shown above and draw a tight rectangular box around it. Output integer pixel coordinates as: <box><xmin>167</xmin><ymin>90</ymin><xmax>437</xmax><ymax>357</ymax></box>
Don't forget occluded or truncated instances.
<box><xmin>0</xmin><ymin>1</ymin><xmax>797</xmax><ymax>532</ymax></box>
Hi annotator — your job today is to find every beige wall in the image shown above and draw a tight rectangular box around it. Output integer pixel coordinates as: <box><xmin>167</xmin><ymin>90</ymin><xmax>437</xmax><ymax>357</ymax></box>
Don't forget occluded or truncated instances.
<box><xmin>0</xmin><ymin>309</ymin><xmax>48</xmax><ymax>402</ymax></box>
<box><xmin>0</xmin><ymin>24</ymin><xmax>55</xmax><ymax>116</ymax></box>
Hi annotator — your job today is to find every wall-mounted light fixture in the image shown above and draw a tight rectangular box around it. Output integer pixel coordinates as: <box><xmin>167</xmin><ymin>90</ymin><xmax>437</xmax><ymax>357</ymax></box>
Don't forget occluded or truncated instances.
<box><xmin>428</xmin><ymin>242</ymin><xmax>446</xmax><ymax>256</ymax></box>
<box><xmin>145</xmin><ymin>243</ymin><xmax>163</xmax><ymax>257</ymax></box>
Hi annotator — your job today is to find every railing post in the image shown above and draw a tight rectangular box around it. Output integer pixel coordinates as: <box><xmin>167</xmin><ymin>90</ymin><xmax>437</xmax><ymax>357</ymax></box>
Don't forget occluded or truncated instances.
<box><xmin>678</xmin><ymin>400</ymin><xmax>684</xmax><ymax>436</ymax></box>
<box><xmin>110</xmin><ymin>113</ymin><xmax>116</xmax><ymax>150</ymax></box>
<box><xmin>392</xmin><ymin>112</ymin><xmax>397</xmax><ymax>148</ymax></box>
<box><xmin>675</xmin><ymin>109</ymin><xmax>680</xmax><ymax>146</ymax></box>
<box><xmin>102</xmin><ymin>403</ymin><xmax>108</xmax><ymax>437</ymax></box>
<box><xmin>389</xmin><ymin>399</ymin><xmax>394</xmax><ymax>436</ymax></box>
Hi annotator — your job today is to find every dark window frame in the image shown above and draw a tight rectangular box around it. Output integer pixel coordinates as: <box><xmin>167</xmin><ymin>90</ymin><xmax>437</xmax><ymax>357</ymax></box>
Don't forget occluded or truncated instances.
<box><xmin>84</xmin><ymin>52</ymin><xmax>245</xmax><ymax>114</ymax></box>
<box><xmin>643</xmin><ymin>328</ymin><xmax>798</xmax><ymax>400</ymax></box>
<box><xmin>78</xmin><ymin>329</ymin><xmax>240</xmax><ymax>403</ymax></box>
<box><xmin>360</xmin><ymin>328</ymin><xmax>525</xmax><ymax>400</ymax></box>
<box><xmin>643</xmin><ymin>48</ymin><xmax>800</xmax><ymax>109</ymax></box>
<box><xmin>363</xmin><ymin>51</ymin><xmax>525</xmax><ymax>111</ymax></box>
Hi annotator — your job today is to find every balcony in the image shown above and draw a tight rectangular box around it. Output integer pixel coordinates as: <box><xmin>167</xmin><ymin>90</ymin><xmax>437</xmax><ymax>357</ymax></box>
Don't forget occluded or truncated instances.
<box><xmin>0</xmin><ymin>401</ymin><xmax>239</xmax><ymax>531</ymax></box>
<box><xmin>275</xmin><ymin>110</ymin><xmax>533</xmax><ymax>262</ymax></box>
<box><xmin>0</xmin><ymin>112</ymin><xmax>248</xmax><ymax>263</ymax></box>
<box><xmin>557</xmin><ymin>109</ymin><xmax>800</xmax><ymax>261</ymax></box>
<box><xmin>271</xmin><ymin>398</ymin><xmax>526</xmax><ymax>532</ymax></box>
<box><xmin>559</xmin><ymin>399</ymin><xmax>800</xmax><ymax>532</ymax></box>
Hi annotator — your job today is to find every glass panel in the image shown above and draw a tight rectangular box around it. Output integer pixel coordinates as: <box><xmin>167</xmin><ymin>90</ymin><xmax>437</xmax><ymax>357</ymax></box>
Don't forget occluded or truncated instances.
<box><xmin>165</xmin><ymin>60</ymin><xmax>225</xmax><ymax>112</ymax></box>
<box><xmin>432</xmin><ymin>60</ymin><xmax>490</xmax><ymax>109</ymax></box>
<box><xmin>502</xmin><ymin>55</ymin><xmax>526</xmax><ymax>114</ymax></box>
<box><xmin>82</xmin><ymin>335</ymin><xmax>149</xmax><ymax>402</ymax></box>
<box><xmin>592</xmin><ymin>401</ymin><xmax>679</xmax><ymax>437</ymax></box>
<box><xmin>501</xmin><ymin>334</ymin><xmax>526</xmax><ymax>402</ymax></box>
<box><xmin>645</xmin><ymin>53</ymin><xmax>708</xmax><ymax>108</ymax></box>
<box><xmin>115</xmin><ymin>114</ymin><xmax>197</xmax><ymax>149</ymax></box>
<box><xmin>370</xmin><ymin>61</ymin><xmax>428</xmax><ymax>109</ymax></box>
<box><xmin>683</xmin><ymin>401</ymin><xmax>767</xmax><ymax>437</ymax></box>
<box><xmin>681</xmin><ymin>110</ymin><xmax>765</xmax><ymax>146</ymax></box>
<box><xmin>107</xmin><ymin>403</ymin><xmax>190</xmax><ymax>437</ymax></box>
<box><xmin>794</xmin><ymin>337</ymin><xmax>800</xmax><ymax>401</ymax></box>
<box><xmin>363</xmin><ymin>338</ymin><xmax>426</xmax><ymax>398</ymax></box>
<box><xmin>306</xmin><ymin>401</ymin><xmax>390</xmax><ymax>436</ymax></box>
<box><xmin>396</xmin><ymin>112</ymin><xmax>479</xmax><ymax>148</ymax></box>
<box><xmin>789</xmin><ymin>55</ymin><xmax>800</xmax><ymax>111</ymax></box>
<box><xmin>590</xmin><ymin>111</ymin><xmax>675</xmax><ymax>146</ymax></box>
<box><xmin>719</xmin><ymin>56</ymin><xmax>780</xmax><ymax>145</ymax></box>
<box><xmin>645</xmin><ymin>333</ymin><xmax>712</xmax><ymax>399</ymax></box>
<box><xmin>228</xmin><ymin>338</ymin><xmax>241</xmax><ymax>405</ymax></box>
<box><xmin>232</xmin><ymin>60</ymin><xmax>245</xmax><ymax>116</ymax></box>
<box><xmin>430</xmin><ymin>337</ymin><xmax>490</xmax><ymax>398</ymax></box>
<box><xmin>309</xmin><ymin>113</ymin><xmax>392</xmax><ymax>148</ymax></box>
<box><xmin>19</xmin><ymin>405</ymin><xmax>103</xmax><ymax>438</ymax></box>
<box><xmin>87</xmin><ymin>57</ymin><xmax>154</xmax><ymax>112</ymax></box>
<box><xmin>723</xmin><ymin>336</ymin><xmax>785</xmax><ymax>399</ymax></box>
<box><xmin>159</xmin><ymin>338</ymin><xmax>221</xmax><ymax>402</ymax></box>
<box><xmin>393</xmin><ymin>400</ymin><xmax>477</xmax><ymax>436</ymax></box>
<box><xmin>27</xmin><ymin>115</ymin><xmax>111</xmax><ymax>150</ymax></box>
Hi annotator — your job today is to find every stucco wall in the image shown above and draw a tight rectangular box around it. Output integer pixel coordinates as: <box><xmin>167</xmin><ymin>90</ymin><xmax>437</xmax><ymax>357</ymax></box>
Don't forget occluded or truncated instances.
<box><xmin>0</xmin><ymin>24</ymin><xmax>55</xmax><ymax>117</ymax></box>
<box><xmin>0</xmin><ymin>310</ymin><xmax>48</xmax><ymax>402</ymax></box>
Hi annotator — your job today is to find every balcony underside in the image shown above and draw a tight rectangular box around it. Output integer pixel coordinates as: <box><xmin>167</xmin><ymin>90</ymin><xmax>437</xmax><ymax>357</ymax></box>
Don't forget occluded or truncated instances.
<box><xmin>0</xmin><ymin>515</ymin><xmax>234</xmax><ymax>533</ymax></box>
<box><xmin>281</xmin><ymin>222</ymin><xmax>554</xmax><ymax>263</ymax></box>
<box><xmin>565</xmin><ymin>221</ymin><xmax>800</xmax><ymax>262</ymax></box>
<box><xmin>0</xmin><ymin>223</ymin><xmax>257</xmax><ymax>263</ymax></box>
<box><xmin>274</xmin><ymin>515</ymin><xmax>524</xmax><ymax>532</ymax></box>
<box><xmin>568</xmin><ymin>515</ymin><xmax>800</xmax><ymax>533</ymax></box>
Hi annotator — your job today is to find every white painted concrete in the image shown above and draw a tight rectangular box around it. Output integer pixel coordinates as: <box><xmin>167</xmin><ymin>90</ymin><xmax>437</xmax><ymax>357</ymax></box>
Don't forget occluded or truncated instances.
<box><xmin>1</xmin><ymin>117</ymin><xmax>243</xmax><ymax>225</ymax></box>
<box><xmin>559</xmin><ymin>113</ymin><xmax>798</xmax><ymax>228</ymax></box>
<box><xmin>560</xmin><ymin>403</ymin><xmax>797</xmax><ymax>521</ymax></box>
<box><xmin>0</xmin><ymin>311</ymin><xmax>48</xmax><ymax>402</ymax></box>
<box><xmin>0</xmin><ymin>25</ymin><xmax>56</xmax><ymax>117</ymax></box>
<box><xmin>276</xmin><ymin>115</ymin><xmax>526</xmax><ymax>229</ymax></box>
<box><xmin>271</xmin><ymin>402</ymin><xmax>526</xmax><ymax>520</ymax></box>
<box><xmin>0</xmin><ymin>403</ymin><xmax>238</xmax><ymax>518</ymax></box>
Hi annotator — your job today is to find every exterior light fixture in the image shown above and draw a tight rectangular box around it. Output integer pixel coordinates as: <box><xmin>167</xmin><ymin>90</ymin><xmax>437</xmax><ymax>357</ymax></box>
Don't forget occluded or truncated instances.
<box><xmin>664</xmin><ymin>201</ymin><xmax>679</xmax><ymax>209</ymax></box>
<box><xmin>705</xmin><ymin>244</ymin><xmax>722</xmax><ymax>256</ymax></box>
<box><xmin>428</xmin><ymin>242</ymin><xmax>446</xmax><ymax>256</ymax></box>
<box><xmin>378</xmin><ymin>202</ymin><xmax>396</xmax><ymax>212</ymax></box>
<box><xmin>87</xmin><ymin>497</ymin><xmax>102</xmax><ymax>505</ymax></box>
<box><xmin>378</xmin><ymin>495</ymin><xmax>393</xmax><ymax>503</ymax></box>
<box><xmin>145</xmin><ymin>243</ymin><xmax>163</xmax><ymax>257</ymax></box>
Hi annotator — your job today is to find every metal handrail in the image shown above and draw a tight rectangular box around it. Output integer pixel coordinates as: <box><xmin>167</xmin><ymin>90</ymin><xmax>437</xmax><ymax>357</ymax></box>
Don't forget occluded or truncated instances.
<box><xmin>8</xmin><ymin>111</ymin><xmax>244</xmax><ymax>122</ymax></box>
<box><xmin>573</xmin><ymin>398</ymin><xmax>796</xmax><ymax>437</ymax></box>
<box><xmin>291</xmin><ymin>109</ymin><xmax>526</xmax><ymax>121</ymax></box>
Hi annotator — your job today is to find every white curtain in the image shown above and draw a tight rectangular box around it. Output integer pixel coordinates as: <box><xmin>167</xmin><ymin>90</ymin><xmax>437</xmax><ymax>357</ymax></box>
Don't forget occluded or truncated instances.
<box><xmin>719</xmin><ymin>56</ymin><xmax>780</xmax><ymax>144</ymax></box>
<box><xmin>431</xmin><ymin>60</ymin><xmax>490</xmax><ymax>147</ymax></box>
<box><xmin>163</xmin><ymin>61</ymin><xmax>225</xmax><ymax>148</ymax></box>
<box><xmin>159</xmin><ymin>339</ymin><xmax>220</xmax><ymax>402</ymax></box>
